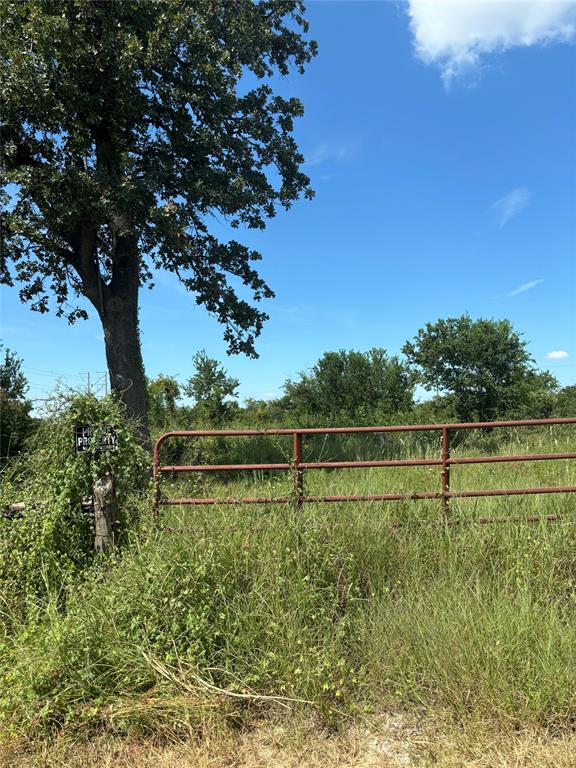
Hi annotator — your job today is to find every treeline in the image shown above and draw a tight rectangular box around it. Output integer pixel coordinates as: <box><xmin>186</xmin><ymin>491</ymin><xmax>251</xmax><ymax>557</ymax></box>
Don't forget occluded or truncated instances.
<box><xmin>147</xmin><ymin>315</ymin><xmax>576</xmax><ymax>434</ymax></box>
<box><xmin>2</xmin><ymin>315</ymin><xmax>575</xmax><ymax>465</ymax></box>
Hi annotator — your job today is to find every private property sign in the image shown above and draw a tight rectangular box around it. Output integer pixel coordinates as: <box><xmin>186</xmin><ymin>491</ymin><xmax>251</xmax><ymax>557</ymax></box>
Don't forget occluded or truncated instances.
<box><xmin>75</xmin><ymin>425</ymin><xmax>119</xmax><ymax>454</ymax></box>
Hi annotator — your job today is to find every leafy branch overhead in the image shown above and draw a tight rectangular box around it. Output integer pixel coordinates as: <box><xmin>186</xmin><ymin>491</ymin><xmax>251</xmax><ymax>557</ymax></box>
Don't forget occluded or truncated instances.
<box><xmin>1</xmin><ymin>0</ymin><xmax>316</xmax><ymax>356</ymax></box>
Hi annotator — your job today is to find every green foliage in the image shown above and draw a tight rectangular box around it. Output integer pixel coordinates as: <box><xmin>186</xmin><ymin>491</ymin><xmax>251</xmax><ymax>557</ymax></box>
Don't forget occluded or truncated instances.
<box><xmin>2</xmin><ymin>425</ymin><xmax>576</xmax><ymax>740</ymax></box>
<box><xmin>403</xmin><ymin>315</ymin><xmax>558</xmax><ymax>422</ymax></box>
<box><xmin>184</xmin><ymin>350</ymin><xmax>240</xmax><ymax>426</ymax></box>
<box><xmin>147</xmin><ymin>374</ymin><xmax>181</xmax><ymax>431</ymax></box>
<box><xmin>0</xmin><ymin>345</ymin><xmax>27</xmax><ymax>399</ymax></box>
<box><xmin>555</xmin><ymin>385</ymin><xmax>576</xmax><ymax>417</ymax></box>
<box><xmin>0</xmin><ymin>393</ymin><xmax>149</xmax><ymax>626</ymax></box>
<box><xmin>1</xmin><ymin>0</ymin><xmax>315</xmax><ymax>355</ymax></box>
<box><xmin>0</xmin><ymin>345</ymin><xmax>33</xmax><ymax>463</ymax></box>
<box><xmin>506</xmin><ymin>370</ymin><xmax>559</xmax><ymax>419</ymax></box>
<box><xmin>242</xmin><ymin>397</ymin><xmax>290</xmax><ymax>425</ymax></box>
<box><xmin>1</xmin><ymin>510</ymin><xmax>368</xmax><ymax>736</ymax></box>
<box><xmin>283</xmin><ymin>349</ymin><xmax>415</xmax><ymax>420</ymax></box>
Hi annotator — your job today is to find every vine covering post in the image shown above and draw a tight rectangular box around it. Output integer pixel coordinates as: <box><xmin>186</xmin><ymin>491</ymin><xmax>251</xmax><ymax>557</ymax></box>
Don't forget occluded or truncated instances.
<box><xmin>93</xmin><ymin>464</ymin><xmax>118</xmax><ymax>553</ymax></box>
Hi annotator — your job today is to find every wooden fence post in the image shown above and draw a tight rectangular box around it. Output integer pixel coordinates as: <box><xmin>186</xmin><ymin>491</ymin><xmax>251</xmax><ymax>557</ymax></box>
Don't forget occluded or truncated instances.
<box><xmin>93</xmin><ymin>464</ymin><xmax>118</xmax><ymax>553</ymax></box>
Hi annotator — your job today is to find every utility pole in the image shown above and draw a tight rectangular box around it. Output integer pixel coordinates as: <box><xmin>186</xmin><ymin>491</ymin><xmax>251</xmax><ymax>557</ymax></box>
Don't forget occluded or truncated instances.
<box><xmin>97</xmin><ymin>372</ymin><xmax>109</xmax><ymax>395</ymax></box>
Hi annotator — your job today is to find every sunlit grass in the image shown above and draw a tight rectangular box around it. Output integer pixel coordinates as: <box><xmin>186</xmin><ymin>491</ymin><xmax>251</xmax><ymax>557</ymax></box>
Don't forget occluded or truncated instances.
<box><xmin>2</xmin><ymin>425</ymin><xmax>576</xmax><ymax>745</ymax></box>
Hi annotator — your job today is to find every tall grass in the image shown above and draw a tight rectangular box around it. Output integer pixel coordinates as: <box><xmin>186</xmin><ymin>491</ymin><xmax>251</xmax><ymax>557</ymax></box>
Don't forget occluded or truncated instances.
<box><xmin>1</xmin><ymin>426</ymin><xmax>576</xmax><ymax>740</ymax></box>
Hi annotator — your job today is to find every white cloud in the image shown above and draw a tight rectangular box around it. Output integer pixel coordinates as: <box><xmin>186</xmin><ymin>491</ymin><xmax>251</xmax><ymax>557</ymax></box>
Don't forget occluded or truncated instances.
<box><xmin>491</xmin><ymin>187</ymin><xmax>531</xmax><ymax>228</ymax></box>
<box><xmin>546</xmin><ymin>350</ymin><xmax>569</xmax><ymax>359</ymax></box>
<box><xmin>507</xmin><ymin>278</ymin><xmax>543</xmax><ymax>296</ymax></box>
<box><xmin>304</xmin><ymin>142</ymin><xmax>357</xmax><ymax>167</ymax></box>
<box><xmin>304</xmin><ymin>144</ymin><xmax>329</xmax><ymax>167</ymax></box>
<box><xmin>408</xmin><ymin>0</ymin><xmax>576</xmax><ymax>85</ymax></box>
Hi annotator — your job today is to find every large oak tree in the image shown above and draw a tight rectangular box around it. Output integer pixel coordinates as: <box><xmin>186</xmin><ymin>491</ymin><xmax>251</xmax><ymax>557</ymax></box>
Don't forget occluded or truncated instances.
<box><xmin>1</xmin><ymin>0</ymin><xmax>316</xmax><ymax>445</ymax></box>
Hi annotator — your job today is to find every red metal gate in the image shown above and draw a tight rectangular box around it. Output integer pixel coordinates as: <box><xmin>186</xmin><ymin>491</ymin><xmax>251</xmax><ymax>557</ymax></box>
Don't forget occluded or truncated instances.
<box><xmin>153</xmin><ymin>417</ymin><xmax>576</xmax><ymax>522</ymax></box>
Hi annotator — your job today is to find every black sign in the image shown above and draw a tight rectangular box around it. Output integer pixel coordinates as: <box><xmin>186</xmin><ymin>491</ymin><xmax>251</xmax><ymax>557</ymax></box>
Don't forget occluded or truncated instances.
<box><xmin>75</xmin><ymin>424</ymin><xmax>119</xmax><ymax>454</ymax></box>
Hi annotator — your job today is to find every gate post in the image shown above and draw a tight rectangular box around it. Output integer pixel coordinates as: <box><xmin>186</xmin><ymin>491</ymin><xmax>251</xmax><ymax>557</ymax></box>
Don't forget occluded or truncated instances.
<box><xmin>153</xmin><ymin>437</ymin><xmax>161</xmax><ymax>522</ymax></box>
<box><xmin>441</xmin><ymin>427</ymin><xmax>451</xmax><ymax>517</ymax></box>
<box><xmin>293</xmin><ymin>432</ymin><xmax>304</xmax><ymax>511</ymax></box>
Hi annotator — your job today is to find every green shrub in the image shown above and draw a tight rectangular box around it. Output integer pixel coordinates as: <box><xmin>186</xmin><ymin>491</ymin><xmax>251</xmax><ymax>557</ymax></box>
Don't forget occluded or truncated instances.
<box><xmin>0</xmin><ymin>509</ymin><xmax>367</xmax><ymax>737</ymax></box>
<box><xmin>0</xmin><ymin>392</ymin><xmax>149</xmax><ymax>629</ymax></box>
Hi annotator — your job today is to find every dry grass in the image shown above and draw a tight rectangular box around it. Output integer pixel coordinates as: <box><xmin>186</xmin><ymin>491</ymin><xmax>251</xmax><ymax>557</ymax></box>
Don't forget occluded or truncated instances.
<box><xmin>3</xmin><ymin>715</ymin><xmax>576</xmax><ymax>768</ymax></box>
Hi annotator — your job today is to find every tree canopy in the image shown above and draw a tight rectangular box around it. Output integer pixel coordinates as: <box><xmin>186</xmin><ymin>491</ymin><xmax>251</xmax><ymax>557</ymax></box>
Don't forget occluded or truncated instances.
<box><xmin>147</xmin><ymin>374</ymin><xmax>181</xmax><ymax>430</ymax></box>
<box><xmin>555</xmin><ymin>385</ymin><xmax>576</xmax><ymax>417</ymax></box>
<box><xmin>283</xmin><ymin>349</ymin><xmax>415</xmax><ymax>420</ymax></box>
<box><xmin>0</xmin><ymin>345</ymin><xmax>33</xmax><ymax>462</ymax></box>
<box><xmin>184</xmin><ymin>350</ymin><xmax>239</xmax><ymax>425</ymax></box>
<box><xmin>402</xmin><ymin>315</ymin><xmax>558</xmax><ymax>423</ymax></box>
<box><xmin>1</xmin><ymin>0</ymin><xmax>316</xmax><ymax>443</ymax></box>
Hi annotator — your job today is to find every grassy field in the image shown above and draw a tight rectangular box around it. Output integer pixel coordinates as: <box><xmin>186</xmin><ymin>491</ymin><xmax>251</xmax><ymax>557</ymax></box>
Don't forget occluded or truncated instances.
<box><xmin>2</xmin><ymin>425</ymin><xmax>576</xmax><ymax>766</ymax></box>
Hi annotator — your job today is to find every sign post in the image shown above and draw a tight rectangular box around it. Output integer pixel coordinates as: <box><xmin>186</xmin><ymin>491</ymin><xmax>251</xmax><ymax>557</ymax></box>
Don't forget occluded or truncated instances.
<box><xmin>75</xmin><ymin>424</ymin><xmax>119</xmax><ymax>454</ymax></box>
<box><xmin>75</xmin><ymin>424</ymin><xmax>119</xmax><ymax>552</ymax></box>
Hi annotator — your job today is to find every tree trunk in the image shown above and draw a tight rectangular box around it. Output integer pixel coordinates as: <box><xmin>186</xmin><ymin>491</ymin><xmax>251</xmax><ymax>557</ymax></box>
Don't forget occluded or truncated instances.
<box><xmin>71</xmin><ymin>224</ymin><xmax>151</xmax><ymax>450</ymax></box>
<box><xmin>98</xmin><ymin>242</ymin><xmax>151</xmax><ymax>450</ymax></box>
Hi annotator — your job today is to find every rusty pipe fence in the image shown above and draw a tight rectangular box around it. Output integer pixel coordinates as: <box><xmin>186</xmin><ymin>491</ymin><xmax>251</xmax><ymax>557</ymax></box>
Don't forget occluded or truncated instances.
<box><xmin>153</xmin><ymin>417</ymin><xmax>576</xmax><ymax>523</ymax></box>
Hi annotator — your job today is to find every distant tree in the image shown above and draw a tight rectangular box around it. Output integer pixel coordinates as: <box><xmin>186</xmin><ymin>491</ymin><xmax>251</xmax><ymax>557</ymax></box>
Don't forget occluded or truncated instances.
<box><xmin>1</xmin><ymin>1</ymin><xmax>316</xmax><ymax>446</ymax></box>
<box><xmin>410</xmin><ymin>394</ymin><xmax>455</xmax><ymax>425</ymax></box>
<box><xmin>554</xmin><ymin>385</ymin><xmax>576</xmax><ymax>417</ymax></box>
<box><xmin>147</xmin><ymin>374</ymin><xmax>181</xmax><ymax>430</ymax></box>
<box><xmin>242</xmin><ymin>397</ymin><xmax>287</xmax><ymax>426</ymax></box>
<box><xmin>507</xmin><ymin>370</ymin><xmax>559</xmax><ymax>419</ymax></box>
<box><xmin>283</xmin><ymin>349</ymin><xmax>415</xmax><ymax>420</ymax></box>
<box><xmin>0</xmin><ymin>345</ymin><xmax>27</xmax><ymax>400</ymax></box>
<box><xmin>0</xmin><ymin>346</ymin><xmax>33</xmax><ymax>462</ymax></box>
<box><xmin>402</xmin><ymin>316</ymin><xmax>556</xmax><ymax>423</ymax></box>
<box><xmin>184</xmin><ymin>351</ymin><xmax>239</xmax><ymax>425</ymax></box>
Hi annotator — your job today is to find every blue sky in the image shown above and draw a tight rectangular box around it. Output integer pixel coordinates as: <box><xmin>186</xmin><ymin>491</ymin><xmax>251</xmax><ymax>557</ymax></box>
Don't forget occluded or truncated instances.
<box><xmin>1</xmin><ymin>0</ymin><xmax>575</xmax><ymax>406</ymax></box>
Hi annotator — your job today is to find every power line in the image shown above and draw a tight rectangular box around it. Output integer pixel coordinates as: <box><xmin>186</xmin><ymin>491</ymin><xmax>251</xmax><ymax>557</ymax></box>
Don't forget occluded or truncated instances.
<box><xmin>22</xmin><ymin>367</ymin><xmax>85</xmax><ymax>380</ymax></box>
<box><xmin>21</xmin><ymin>370</ymin><xmax>110</xmax><ymax>398</ymax></box>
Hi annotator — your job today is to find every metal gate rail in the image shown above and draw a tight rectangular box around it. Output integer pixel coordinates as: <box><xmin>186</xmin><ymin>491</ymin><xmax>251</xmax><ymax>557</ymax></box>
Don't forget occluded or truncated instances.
<box><xmin>153</xmin><ymin>417</ymin><xmax>576</xmax><ymax>521</ymax></box>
